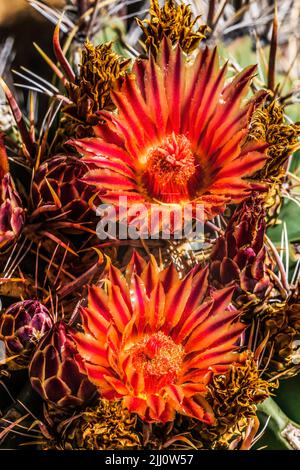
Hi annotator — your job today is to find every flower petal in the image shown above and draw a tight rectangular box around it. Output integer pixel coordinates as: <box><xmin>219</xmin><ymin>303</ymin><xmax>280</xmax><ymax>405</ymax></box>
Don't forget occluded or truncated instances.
<box><xmin>74</xmin><ymin>332</ymin><xmax>108</xmax><ymax>366</ymax></box>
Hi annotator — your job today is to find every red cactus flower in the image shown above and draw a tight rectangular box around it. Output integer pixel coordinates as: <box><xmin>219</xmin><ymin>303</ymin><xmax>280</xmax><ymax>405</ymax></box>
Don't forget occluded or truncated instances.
<box><xmin>70</xmin><ymin>39</ymin><xmax>267</xmax><ymax>224</ymax></box>
<box><xmin>72</xmin><ymin>254</ymin><xmax>246</xmax><ymax>424</ymax></box>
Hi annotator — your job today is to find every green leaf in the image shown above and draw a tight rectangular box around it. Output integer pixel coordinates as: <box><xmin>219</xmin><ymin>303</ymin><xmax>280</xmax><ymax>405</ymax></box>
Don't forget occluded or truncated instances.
<box><xmin>268</xmin><ymin>199</ymin><xmax>300</xmax><ymax>244</ymax></box>
<box><xmin>274</xmin><ymin>375</ymin><xmax>300</xmax><ymax>423</ymax></box>
<box><xmin>255</xmin><ymin>394</ymin><xmax>300</xmax><ymax>450</ymax></box>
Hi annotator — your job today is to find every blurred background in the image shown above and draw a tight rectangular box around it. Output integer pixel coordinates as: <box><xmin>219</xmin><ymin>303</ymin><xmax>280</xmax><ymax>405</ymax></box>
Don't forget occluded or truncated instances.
<box><xmin>1</xmin><ymin>1</ymin><xmax>300</xmax><ymax>117</ymax></box>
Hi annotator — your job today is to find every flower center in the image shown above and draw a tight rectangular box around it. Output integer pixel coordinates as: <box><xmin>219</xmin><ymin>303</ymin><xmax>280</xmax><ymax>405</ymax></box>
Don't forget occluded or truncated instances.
<box><xmin>129</xmin><ymin>331</ymin><xmax>184</xmax><ymax>394</ymax></box>
<box><xmin>142</xmin><ymin>133</ymin><xmax>196</xmax><ymax>203</ymax></box>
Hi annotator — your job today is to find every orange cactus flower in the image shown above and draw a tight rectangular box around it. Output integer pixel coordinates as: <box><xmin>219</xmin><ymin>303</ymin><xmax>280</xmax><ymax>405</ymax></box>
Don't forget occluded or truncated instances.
<box><xmin>73</xmin><ymin>254</ymin><xmax>246</xmax><ymax>423</ymax></box>
<box><xmin>70</xmin><ymin>39</ymin><xmax>267</xmax><ymax>223</ymax></box>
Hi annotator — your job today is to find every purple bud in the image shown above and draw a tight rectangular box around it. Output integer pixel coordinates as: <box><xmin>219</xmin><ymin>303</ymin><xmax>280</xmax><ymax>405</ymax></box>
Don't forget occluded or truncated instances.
<box><xmin>29</xmin><ymin>321</ymin><xmax>97</xmax><ymax>408</ymax></box>
<box><xmin>0</xmin><ymin>300</ymin><xmax>53</xmax><ymax>367</ymax></box>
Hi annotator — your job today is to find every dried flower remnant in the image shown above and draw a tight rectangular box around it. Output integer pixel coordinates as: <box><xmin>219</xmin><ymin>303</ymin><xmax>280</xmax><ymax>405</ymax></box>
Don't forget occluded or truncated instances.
<box><xmin>260</xmin><ymin>286</ymin><xmax>300</xmax><ymax>378</ymax></box>
<box><xmin>248</xmin><ymin>100</ymin><xmax>300</xmax><ymax>225</ymax></box>
<box><xmin>263</xmin><ymin>169</ymin><xmax>286</xmax><ymax>227</ymax></box>
<box><xmin>249</xmin><ymin>101</ymin><xmax>300</xmax><ymax>179</ymax></box>
<box><xmin>136</xmin><ymin>0</ymin><xmax>208</xmax><ymax>54</ymax></box>
<box><xmin>44</xmin><ymin>399</ymin><xmax>141</xmax><ymax>450</ymax></box>
<box><xmin>62</xmin><ymin>41</ymin><xmax>130</xmax><ymax>138</ymax></box>
<box><xmin>196</xmin><ymin>358</ymin><xmax>274</xmax><ymax>448</ymax></box>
